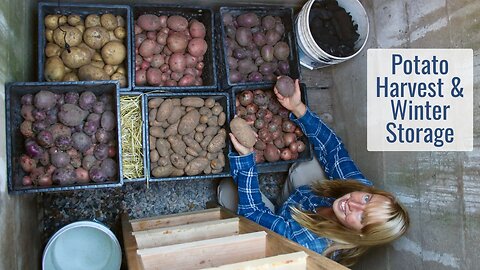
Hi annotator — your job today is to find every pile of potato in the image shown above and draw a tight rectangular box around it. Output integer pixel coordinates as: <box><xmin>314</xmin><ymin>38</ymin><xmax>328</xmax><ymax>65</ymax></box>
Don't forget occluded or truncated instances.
<box><xmin>43</xmin><ymin>13</ymin><xmax>128</xmax><ymax>87</ymax></box>
<box><xmin>148</xmin><ymin>97</ymin><xmax>227</xmax><ymax>177</ymax></box>
<box><xmin>234</xmin><ymin>88</ymin><xmax>306</xmax><ymax>163</ymax></box>
<box><xmin>134</xmin><ymin>14</ymin><xmax>208</xmax><ymax>87</ymax></box>
<box><xmin>223</xmin><ymin>12</ymin><xmax>291</xmax><ymax>83</ymax></box>
<box><xmin>19</xmin><ymin>90</ymin><xmax>118</xmax><ymax>187</ymax></box>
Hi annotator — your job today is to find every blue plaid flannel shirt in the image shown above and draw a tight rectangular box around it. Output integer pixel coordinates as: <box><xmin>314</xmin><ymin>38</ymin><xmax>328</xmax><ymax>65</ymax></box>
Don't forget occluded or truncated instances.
<box><xmin>229</xmin><ymin>107</ymin><xmax>373</xmax><ymax>258</ymax></box>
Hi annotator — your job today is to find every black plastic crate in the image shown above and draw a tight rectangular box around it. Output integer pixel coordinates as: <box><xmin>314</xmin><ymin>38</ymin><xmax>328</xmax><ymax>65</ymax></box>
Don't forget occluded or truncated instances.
<box><xmin>38</xmin><ymin>2</ymin><xmax>133</xmax><ymax>91</ymax></box>
<box><xmin>119</xmin><ymin>92</ymin><xmax>148</xmax><ymax>182</ymax></box>
<box><xmin>132</xmin><ymin>5</ymin><xmax>217</xmax><ymax>91</ymax></box>
<box><xmin>5</xmin><ymin>81</ymin><xmax>123</xmax><ymax>194</ymax></box>
<box><xmin>145</xmin><ymin>92</ymin><xmax>231</xmax><ymax>182</ymax></box>
<box><xmin>230</xmin><ymin>83</ymin><xmax>312</xmax><ymax>173</ymax></box>
<box><xmin>217</xmin><ymin>6</ymin><xmax>301</xmax><ymax>90</ymax></box>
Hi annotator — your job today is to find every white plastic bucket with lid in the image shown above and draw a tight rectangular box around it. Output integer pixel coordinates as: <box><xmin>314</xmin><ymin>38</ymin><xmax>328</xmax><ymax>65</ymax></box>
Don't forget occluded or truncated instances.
<box><xmin>296</xmin><ymin>0</ymin><xmax>369</xmax><ymax>69</ymax></box>
<box><xmin>43</xmin><ymin>221</ymin><xmax>122</xmax><ymax>270</ymax></box>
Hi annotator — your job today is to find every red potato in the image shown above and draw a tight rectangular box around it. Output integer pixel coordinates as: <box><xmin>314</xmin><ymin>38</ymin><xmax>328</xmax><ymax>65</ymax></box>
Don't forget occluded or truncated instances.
<box><xmin>20</xmin><ymin>155</ymin><xmax>37</xmax><ymax>172</ymax></box>
<box><xmin>136</xmin><ymin>69</ymin><xmax>147</xmax><ymax>85</ymax></box>
<box><xmin>189</xmin><ymin>20</ymin><xmax>206</xmax><ymax>38</ymax></box>
<box><xmin>167</xmin><ymin>32</ymin><xmax>188</xmax><ymax>53</ymax></box>
<box><xmin>187</xmin><ymin>38</ymin><xmax>207</xmax><ymax>57</ymax></box>
<box><xmin>167</xmin><ymin>15</ymin><xmax>189</xmax><ymax>32</ymax></box>
<box><xmin>169</xmin><ymin>53</ymin><xmax>186</xmax><ymax>73</ymax></box>
<box><xmin>264</xmin><ymin>144</ymin><xmax>280</xmax><ymax>162</ymax></box>
<box><xmin>146</xmin><ymin>68</ymin><xmax>163</xmax><ymax>85</ymax></box>
<box><xmin>150</xmin><ymin>54</ymin><xmax>165</xmax><ymax>68</ymax></box>
<box><xmin>139</xmin><ymin>39</ymin><xmax>157</xmax><ymax>58</ymax></box>
<box><xmin>178</xmin><ymin>74</ymin><xmax>196</xmax><ymax>86</ymax></box>
<box><xmin>280</xmin><ymin>148</ymin><xmax>292</xmax><ymax>160</ymax></box>
<box><xmin>75</xmin><ymin>168</ymin><xmax>90</xmax><ymax>183</ymax></box>
<box><xmin>137</xmin><ymin>14</ymin><xmax>162</xmax><ymax>31</ymax></box>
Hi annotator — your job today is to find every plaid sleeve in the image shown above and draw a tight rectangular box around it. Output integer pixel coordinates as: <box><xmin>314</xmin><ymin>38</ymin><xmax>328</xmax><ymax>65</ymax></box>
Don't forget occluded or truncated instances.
<box><xmin>229</xmin><ymin>152</ymin><xmax>295</xmax><ymax>237</ymax></box>
<box><xmin>290</xmin><ymin>108</ymin><xmax>372</xmax><ymax>186</ymax></box>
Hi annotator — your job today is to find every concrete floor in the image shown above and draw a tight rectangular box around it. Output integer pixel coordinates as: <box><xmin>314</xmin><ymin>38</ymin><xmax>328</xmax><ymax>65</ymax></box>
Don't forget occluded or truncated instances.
<box><xmin>1</xmin><ymin>0</ymin><xmax>480</xmax><ymax>269</ymax></box>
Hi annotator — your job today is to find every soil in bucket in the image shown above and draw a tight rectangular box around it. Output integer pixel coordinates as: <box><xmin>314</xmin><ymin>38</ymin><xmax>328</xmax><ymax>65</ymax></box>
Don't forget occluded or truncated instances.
<box><xmin>309</xmin><ymin>0</ymin><xmax>360</xmax><ymax>57</ymax></box>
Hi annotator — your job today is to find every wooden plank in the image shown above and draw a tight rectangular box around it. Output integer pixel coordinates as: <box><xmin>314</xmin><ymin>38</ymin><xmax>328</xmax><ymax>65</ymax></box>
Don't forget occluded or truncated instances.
<box><xmin>200</xmin><ymin>252</ymin><xmax>308</xmax><ymax>270</ymax></box>
<box><xmin>133</xmin><ymin>218</ymin><xmax>240</xmax><ymax>249</ymax></box>
<box><xmin>130</xmin><ymin>208</ymin><xmax>222</xmax><ymax>231</ymax></box>
<box><xmin>237</xmin><ymin>214</ymin><xmax>349</xmax><ymax>270</ymax></box>
<box><xmin>120</xmin><ymin>213</ymin><xmax>142</xmax><ymax>270</ymax></box>
<box><xmin>138</xmin><ymin>231</ymin><xmax>267</xmax><ymax>270</ymax></box>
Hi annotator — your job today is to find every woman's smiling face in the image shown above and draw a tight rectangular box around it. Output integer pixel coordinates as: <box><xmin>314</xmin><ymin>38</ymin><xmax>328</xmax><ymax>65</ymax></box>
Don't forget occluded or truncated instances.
<box><xmin>332</xmin><ymin>191</ymin><xmax>391</xmax><ymax>231</ymax></box>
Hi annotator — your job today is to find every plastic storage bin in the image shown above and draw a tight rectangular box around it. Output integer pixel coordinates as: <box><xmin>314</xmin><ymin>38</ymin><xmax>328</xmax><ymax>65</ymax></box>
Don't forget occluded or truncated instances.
<box><xmin>132</xmin><ymin>5</ymin><xmax>217</xmax><ymax>91</ymax></box>
<box><xmin>5</xmin><ymin>81</ymin><xmax>123</xmax><ymax>194</ymax></box>
<box><xmin>230</xmin><ymin>83</ymin><xmax>312</xmax><ymax>173</ymax></box>
<box><xmin>145</xmin><ymin>92</ymin><xmax>231</xmax><ymax>181</ymax></box>
<box><xmin>217</xmin><ymin>6</ymin><xmax>301</xmax><ymax>89</ymax></box>
<box><xmin>37</xmin><ymin>2</ymin><xmax>133</xmax><ymax>91</ymax></box>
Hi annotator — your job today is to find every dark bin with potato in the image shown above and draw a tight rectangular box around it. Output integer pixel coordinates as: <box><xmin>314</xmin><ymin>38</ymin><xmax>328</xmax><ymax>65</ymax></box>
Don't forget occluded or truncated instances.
<box><xmin>230</xmin><ymin>83</ymin><xmax>312</xmax><ymax>173</ymax></box>
<box><xmin>132</xmin><ymin>5</ymin><xmax>217</xmax><ymax>91</ymax></box>
<box><xmin>145</xmin><ymin>92</ymin><xmax>231</xmax><ymax>181</ymax></box>
<box><xmin>5</xmin><ymin>81</ymin><xmax>123</xmax><ymax>194</ymax></box>
<box><xmin>38</xmin><ymin>2</ymin><xmax>132</xmax><ymax>91</ymax></box>
<box><xmin>217</xmin><ymin>6</ymin><xmax>301</xmax><ymax>89</ymax></box>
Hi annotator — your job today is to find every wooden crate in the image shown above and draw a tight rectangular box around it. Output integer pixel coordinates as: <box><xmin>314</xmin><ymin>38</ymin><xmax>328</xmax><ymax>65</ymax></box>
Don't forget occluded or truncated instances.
<box><xmin>121</xmin><ymin>208</ymin><xmax>348</xmax><ymax>270</ymax></box>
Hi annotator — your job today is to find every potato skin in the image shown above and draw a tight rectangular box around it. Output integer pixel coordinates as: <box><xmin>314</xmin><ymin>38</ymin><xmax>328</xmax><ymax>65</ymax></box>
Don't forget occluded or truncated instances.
<box><xmin>100</xmin><ymin>14</ymin><xmax>118</xmax><ymax>30</ymax></box>
<box><xmin>83</xmin><ymin>26</ymin><xmax>110</xmax><ymax>50</ymax></box>
<box><xmin>181</xmin><ymin>97</ymin><xmax>204</xmax><ymax>108</ymax></box>
<box><xmin>207</xmin><ymin>133</ymin><xmax>226</xmax><ymax>153</ymax></box>
<box><xmin>230</xmin><ymin>117</ymin><xmax>256</xmax><ymax>148</ymax></box>
<box><xmin>53</xmin><ymin>26</ymin><xmax>82</xmax><ymax>47</ymax></box>
<box><xmin>184</xmin><ymin>157</ymin><xmax>208</xmax><ymax>175</ymax></box>
<box><xmin>178</xmin><ymin>109</ymin><xmax>200</xmax><ymax>135</ymax></box>
<box><xmin>78</xmin><ymin>64</ymin><xmax>110</xmax><ymax>81</ymax></box>
<box><xmin>44</xmin><ymin>56</ymin><xmax>65</xmax><ymax>82</ymax></box>
<box><xmin>61</xmin><ymin>46</ymin><xmax>92</xmax><ymax>69</ymax></box>
<box><xmin>101</xmin><ymin>41</ymin><xmax>126</xmax><ymax>65</ymax></box>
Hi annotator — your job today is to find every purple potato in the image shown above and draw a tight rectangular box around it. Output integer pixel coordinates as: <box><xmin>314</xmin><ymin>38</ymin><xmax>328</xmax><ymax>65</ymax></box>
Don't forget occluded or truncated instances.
<box><xmin>37</xmin><ymin>130</ymin><xmax>54</xmax><ymax>147</ymax></box>
<box><xmin>78</xmin><ymin>91</ymin><xmax>97</xmax><ymax>110</ymax></box>
<box><xmin>34</xmin><ymin>91</ymin><xmax>56</xmax><ymax>110</ymax></box>
<box><xmin>64</xmin><ymin>92</ymin><xmax>79</xmax><ymax>104</ymax></box>
<box><xmin>94</xmin><ymin>144</ymin><xmax>109</xmax><ymax>160</ymax></box>
<box><xmin>55</xmin><ymin>135</ymin><xmax>73</xmax><ymax>151</ymax></box>
<box><xmin>72</xmin><ymin>132</ymin><xmax>92</xmax><ymax>153</ymax></box>
<box><xmin>100</xmin><ymin>158</ymin><xmax>117</xmax><ymax>178</ymax></box>
<box><xmin>51</xmin><ymin>152</ymin><xmax>71</xmax><ymax>168</ymax></box>
<box><xmin>89</xmin><ymin>166</ymin><xmax>107</xmax><ymax>182</ymax></box>
<box><xmin>101</xmin><ymin>111</ymin><xmax>116</xmax><ymax>131</ymax></box>
<box><xmin>21</xmin><ymin>94</ymin><xmax>33</xmax><ymax>105</ymax></box>
<box><xmin>92</xmin><ymin>102</ymin><xmax>105</xmax><ymax>114</ymax></box>
<box><xmin>52</xmin><ymin>167</ymin><xmax>76</xmax><ymax>185</ymax></box>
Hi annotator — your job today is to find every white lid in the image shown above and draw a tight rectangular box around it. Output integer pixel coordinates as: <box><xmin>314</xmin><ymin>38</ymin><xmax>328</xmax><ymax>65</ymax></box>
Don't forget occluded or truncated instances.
<box><xmin>43</xmin><ymin>221</ymin><xmax>121</xmax><ymax>270</ymax></box>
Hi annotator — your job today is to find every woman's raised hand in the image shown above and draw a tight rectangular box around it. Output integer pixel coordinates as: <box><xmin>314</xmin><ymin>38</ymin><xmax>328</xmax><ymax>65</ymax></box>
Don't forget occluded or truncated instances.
<box><xmin>229</xmin><ymin>133</ymin><xmax>255</xmax><ymax>156</ymax></box>
<box><xmin>273</xmin><ymin>79</ymin><xmax>306</xmax><ymax>118</ymax></box>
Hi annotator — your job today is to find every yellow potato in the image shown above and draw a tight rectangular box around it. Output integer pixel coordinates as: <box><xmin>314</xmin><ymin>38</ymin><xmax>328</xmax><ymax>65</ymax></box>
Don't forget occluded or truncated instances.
<box><xmin>101</xmin><ymin>41</ymin><xmax>126</xmax><ymax>65</ymax></box>
<box><xmin>78</xmin><ymin>64</ymin><xmax>110</xmax><ymax>81</ymax></box>
<box><xmin>111</xmin><ymin>72</ymin><xmax>127</xmax><ymax>87</ymax></box>
<box><xmin>58</xmin><ymin>15</ymin><xmax>68</xmax><ymax>26</ymax></box>
<box><xmin>61</xmin><ymin>46</ymin><xmax>92</xmax><ymax>69</ymax></box>
<box><xmin>85</xmin><ymin>14</ymin><xmax>101</xmax><ymax>28</ymax></box>
<box><xmin>114</xmin><ymin>27</ymin><xmax>126</xmax><ymax>39</ymax></box>
<box><xmin>44</xmin><ymin>15</ymin><xmax>59</xmax><ymax>30</ymax></box>
<box><xmin>100</xmin><ymin>13</ymin><xmax>118</xmax><ymax>30</ymax></box>
<box><xmin>45</xmin><ymin>43</ymin><xmax>61</xmax><ymax>58</ymax></box>
<box><xmin>63</xmin><ymin>72</ymin><xmax>79</xmax><ymax>81</ymax></box>
<box><xmin>83</xmin><ymin>26</ymin><xmax>109</xmax><ymax>49</ymax></box>
<box><xmin>44</xmin><ymin>56</ymin><xmax>65</xmax><ymax>82</ymax></box>
<box><xmin>67</xmin><ymin>14</ymin><xmax>82</xmax><ymax>26</ymax></box>
<box><xmin>53</xmin><ymin>26</ymin><xmax>82</xmax><ymax>47</ymax></box>
<box><xmin>45</xmin><ymin>29</ymin><xmax>54</xmax><ymax>43</ymax></box>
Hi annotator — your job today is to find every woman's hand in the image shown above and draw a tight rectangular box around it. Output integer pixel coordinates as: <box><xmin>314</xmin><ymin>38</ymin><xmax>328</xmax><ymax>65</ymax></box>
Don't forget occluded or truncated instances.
<box><xmin>229</xmin><ymin>133</ymin><xmax>255</xmax><ymax>156</ymax></box>
<box><xmin>274</xmin><ymin>78</ymin><xmax>307</xmax><ymax>118</ymax></box>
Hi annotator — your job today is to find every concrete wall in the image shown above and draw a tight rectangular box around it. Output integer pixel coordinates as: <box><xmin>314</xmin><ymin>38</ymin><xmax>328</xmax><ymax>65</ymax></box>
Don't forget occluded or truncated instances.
<box><xmin>327</xmin><ymin>0</ymin><xmax>480</xmax><ymax>269</ymax></box>
<box><xmin>0</xmin><ymin>0</ymin><xmax>41</xmax><ymax>269</ymax></box>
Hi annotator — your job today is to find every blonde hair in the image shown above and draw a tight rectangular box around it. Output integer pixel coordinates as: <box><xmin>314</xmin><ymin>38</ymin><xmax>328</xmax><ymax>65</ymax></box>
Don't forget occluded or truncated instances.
<box><xmin>291</xmin><ymin>180</ymin><xmax>409</xmax><ymax>267</ymax></box>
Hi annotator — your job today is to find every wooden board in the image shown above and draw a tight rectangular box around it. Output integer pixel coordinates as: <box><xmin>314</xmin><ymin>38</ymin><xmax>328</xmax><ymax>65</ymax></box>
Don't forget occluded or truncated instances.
<box><xmin>130</xmin><ymin>208</ymin><xmax>222</xmax><ymax>231</ymax></box>
<box><xmin>200</xmin><ymin>251</ymin><xmax>308</xmax><ymax>270</ymax></box>
<box><xmin>138</xmin><ymin>231</ymin><xmax>267</xmax><ymax>270</ymax></box>
<box><xmin>236</xmin><ymin>213</ymin><xmax>349</xmax><ymax>270</ymax></box>
<box><xmin>133</xmin><ymin>218</ymin><xmax>240</xmax><ymax>249</ymax></box>
<box><xmin>121</xmin><ymin>213</ymin><xmax>142</xmax><ymax>270</ymax></box>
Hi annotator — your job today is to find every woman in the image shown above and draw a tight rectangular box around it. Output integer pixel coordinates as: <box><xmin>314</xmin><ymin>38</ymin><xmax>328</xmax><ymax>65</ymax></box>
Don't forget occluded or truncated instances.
<box><xmin>218</xmin><ymin>80</ymin><xmax>410</xmax><ymax>267</ymax></box>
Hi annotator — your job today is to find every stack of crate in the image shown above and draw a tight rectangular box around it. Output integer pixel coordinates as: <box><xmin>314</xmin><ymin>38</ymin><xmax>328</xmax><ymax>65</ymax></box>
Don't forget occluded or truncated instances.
<box><xmin>121</xmin><ymin>208</ymin><xmax>347</xmax><ymax>270</ymax></box>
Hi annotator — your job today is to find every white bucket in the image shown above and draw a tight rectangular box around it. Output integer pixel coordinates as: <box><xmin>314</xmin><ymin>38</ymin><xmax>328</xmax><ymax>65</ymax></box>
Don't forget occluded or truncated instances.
<box><xmin>296</xmin><ymin>0</ymin><xmax>370</xmax><ymax>69</ymax></box>
<box><xmin>42</xmin><ymin>221</ymin><xmax>122</xmax><ymax>270</ymax></box>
